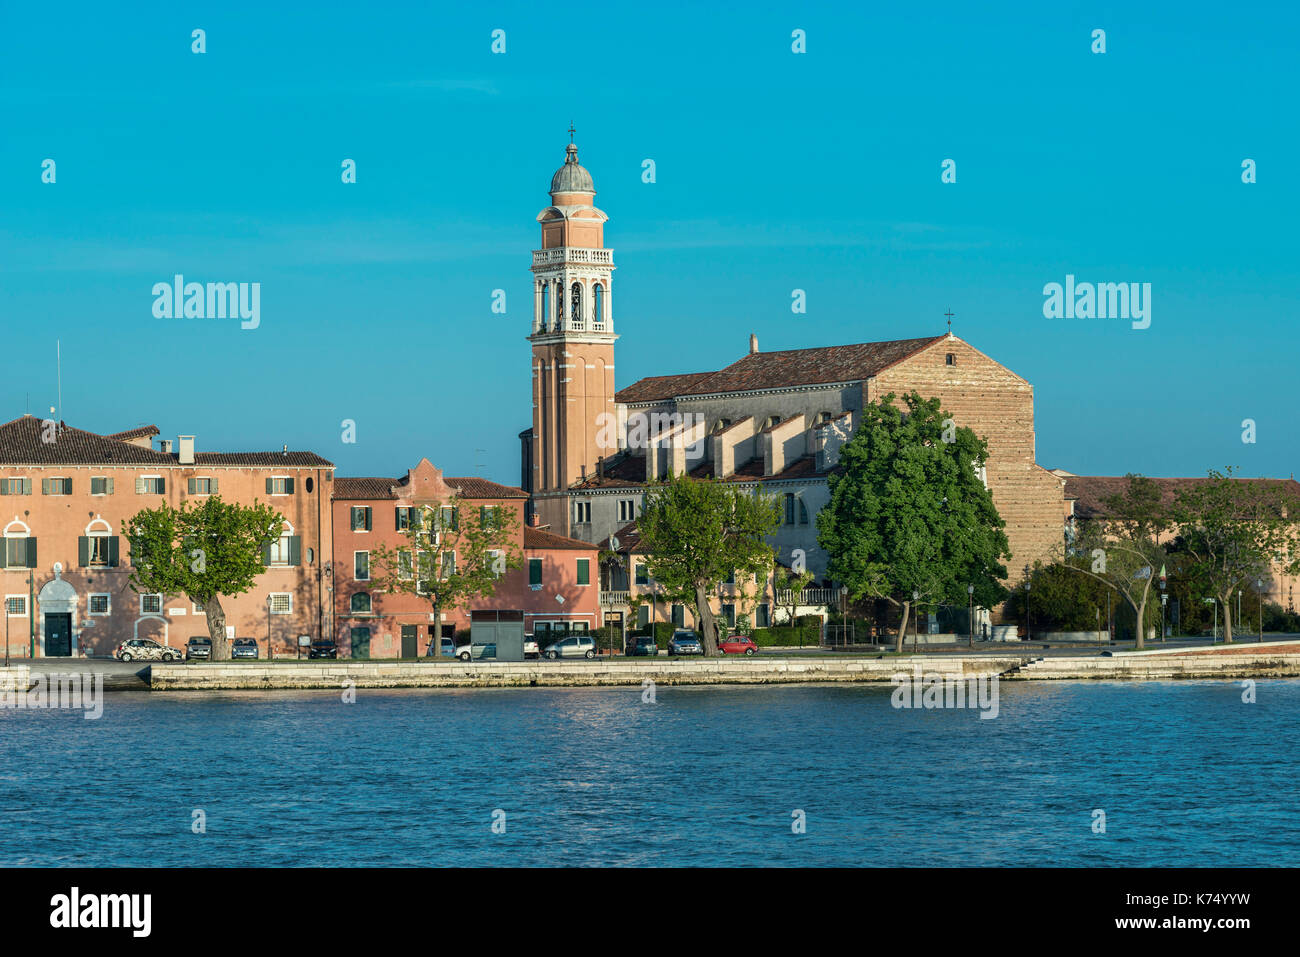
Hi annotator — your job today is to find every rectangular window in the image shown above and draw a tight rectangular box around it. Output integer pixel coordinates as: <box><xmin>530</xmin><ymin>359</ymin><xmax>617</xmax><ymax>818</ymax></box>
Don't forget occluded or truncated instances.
<box><xmin>0</xmin><ymin>478</ymin><xmax>31</xmax><ymax>496</ymax></box>
<box><xmin>90</xmin><ymin>477</ymin><xmax>115</xmax><ymax>496</ymax></box>
<box><xmin>44</xmin><ymin>477</ymin><xmax>73</xmax><ymax>495</ymax></box>
<box><xmin>192</xmin><ymin>602</ymin><xmax>206</xmax><ymax>615</ymax></box>
<box><xmin>395</xmin><ymin>507</ymin><xmax>414</xmax><ymax>530</ymax></box>
<box><xmin>723</xmin><ymin>604</ymin><xmax>736</xmax><ymax>628</ymax></box>
<box><xmin>2</xmin><ymin>537</ymin><xmax>36</xmax><ymax>569</ymax></box>
<box><xmin>135</xmin><ymin>476</ymin><xmax>164</xmax><ymax>495</ymax></box>
<box><xmin>267</xmin><ymin>476</ymin><xmax>294</xmax><ymax>496</ymax></box>
<box><xmin>784</xmin><ymin>493</ymin><xmax>796</xmax><ymax>525</ymax></box>
<box><xmin>268</xmin><ymin>592</ymin><xmax>292</xmax><ymax>615</ymax></box>
<box><xmin>618</xmin><ymin>499</ymin><xmax>636</xmax><ymax>522</ymax></box>
<box><xmin>488</xmin><ymin>549</ymin><xmax>504</xmax><ymax>578</ymax></box>
<box><xmin>397</xmin><ymin>550</ymin><xmax>413</xmax><ymax>580</ymax></box>
<box><xmin>479</xmin><ymin>505</ymin><xmax>501</xmax><ymax>529</ymax></box>
<box><xmin>140</xmin><ymin>594</ymin><xmax>163</xmax><ymax>615</ymax></box>
<box><xmin>187</xmin><ymin>477</ymin><xmax>216</xmax><ymax>495</ymax></box>
<box><xmin>757</xmin><ymin>603</ymin><xmax>771</xmax><ymax>628</ymax></box>
<box><xmin>88</xmin><ymin>594</ymin><xmax>111</xmax><ymax>616</ymax></box>
<box><xmin>5</xmin><ymin>595</ymin><xmax>27</xmax><ymax>616</ymax></box>
<box><xmin>672</xmin><ymin>604</ymin><xmax>685</xmax><ymax>628</ymax></box>
<box><xmin>576</xmin><ymin>558</ymin><xmax>590</xmax><ymax>585</ymax></box>
<box><xmin>351</xmin><ymin>506</ymin><xmax>372</xmax><ymax>531</ymax></box>
<box><xmin>441</xmin><ymin>551</ymin><xmax>456</xmax><ymax>578</ymax></box>
<box><xmin>354</xmin><ymin>551</ymin><xmax>370</xmax><ymax>580</ymax></box>
<box><xmin>88</xmin><ymin>536</ymin><xmax>112</xmax><ymax>567</ymax></box>
<box><xmin>529</xmin><ymin>558</ymin><xmax>543</xmax><ymax>587</ymax></box>
<box><xmin>634</xmin><ymin>563</ymin><xmax>648</xmax><ymax>586</ymax></box>
<box><xmin>437</xmin><ymin>507</ymin><xmax>459</xmax><ymax>532</ymax></box>
<box><xmin>637</xmin><ymin>605</ymin><xmax>650</xmax><ymax>628</ymax></box>
<box><xmin>267</xmin><ymin>533</ymin><xmax>300</xmax><ymax>566</ymax></box>
<box><xmin>574</xmin><ymin>501</ymin><xmax>591</xmax><ymax>524</ymax></box>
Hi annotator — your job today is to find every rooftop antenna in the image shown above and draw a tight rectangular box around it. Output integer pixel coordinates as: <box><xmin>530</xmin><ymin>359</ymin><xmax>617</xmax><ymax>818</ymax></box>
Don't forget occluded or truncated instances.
<box><xmin>475</xmin><ymin>448</ymin><xmax>486</xmax><ymax>474</ymax></box>
<box><xmin>56</xmin><ymin>339</ymin><xmax>62</xmax><ymax>423</ymax></box>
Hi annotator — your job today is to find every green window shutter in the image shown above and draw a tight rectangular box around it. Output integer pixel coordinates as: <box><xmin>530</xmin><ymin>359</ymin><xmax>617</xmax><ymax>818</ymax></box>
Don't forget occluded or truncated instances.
<box><xmin>26</xmin><ymin>537</ymin><xmax>36</xmax><ymax>569</ymax></box>
<box><xmin>109</xmin><ymin>536</ymin><xmax>120</xmax><ymax>567</ymax></box>
<box><xmin>136</xmin><ymin>477</ymin><xmax>145</xmax><ymax>494</ymax></box>
<box><xmin>266</xmin><ymin>477</ymin><xmax>273</xmax><ymax>494</ymax></box>
<box><xmin>0</xmin><ymin>481</ymin><xmax>7</xmax><ymax>495</ymax></box>
<box><xmin>365</xmin><ymin>508</ymin><xmax>372</xmax><ymax>531</ymax></box>
<box><xmin>155</xmin><ymin>477</ymin><xmax>163</xmax><ymax>494</ymax></box>
<box><xmin>0</xmin><ymin>543</ymin><xmax>6</xmax><ymax>569</ymax></box>
<box><xmin>577</xmin><ymin>559</ymin><xmax>590</xmax><ymax>585</ymax></box>
<box><xmin>452</xmin><ymin>508</ymin><xmax>459</xmax><ymax>531</ymax></box>
<box><xmin>529</xmin><ymin>558</ymin><xmax>542</xmax><ymax>586</ymax></box>
<box><xmin>395</xmin><ymin>507</ymin><xmax>403</xmax><ymax>530</ymax></box>
<box><xmin>285</xmin><ymin>477</ymin><xmax>295</xmax><ymax>494</ymax></box>
<box><xmin>106</xmin><ymin>477</ymin><xmax>114</xmax><ymax>494</ymax></box>
<box><xmin>261</xmin><ymin>542</ymin><xmax>272</xmax><ymax>565</ymax></box>
<box><xmin>78</xmin><ymin>536</ymin><xmax>89</xmax><ymax>567</ymax></box>
<box><xmin>211</xmin><ymin>477</ymin><xmax>218</xmax><ymax>494</ymax></box>
<box><xmin>187</xmin><ymin>478</ymin><xmax>196</xmax><ymax>494</ymax></box>
<box><xmin>41</xmin><ymin>478</ymin><xmax>50</xmax><ymax>495</ymax></box>
<box><xmin>289</xmin><ymin>536</ymin><xmax>302</xmax><ymax>566</ymax></box>
<box><xmin>23</xmin><ymin>478</ymin><xmax>31</xmax><ymax>495</ymax></box>
<box><xmin>480</xmin><ymin>506</ymin><xmax>489</xmax><ymax>527</ymax></box>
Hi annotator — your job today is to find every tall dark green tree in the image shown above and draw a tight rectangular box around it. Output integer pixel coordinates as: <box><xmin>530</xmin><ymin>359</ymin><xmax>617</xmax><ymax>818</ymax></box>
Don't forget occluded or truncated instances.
<box><xmin>817</xmin><ymin>392</ymin><xmax>1010</xmax><ymax>652</ymax></box>
<box><xmin>637</xmin><ymin>472</ymin><xmax>781</xmax><ymax>655</ymax></box>
<box><xmin>124</xmin><ymin>496</ymin><xmax>285</xmax><ymax>660</ymax></box>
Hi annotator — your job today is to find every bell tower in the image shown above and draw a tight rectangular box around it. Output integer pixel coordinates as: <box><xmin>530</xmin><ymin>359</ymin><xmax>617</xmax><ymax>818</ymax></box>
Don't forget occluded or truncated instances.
<box><xmin>529</xmin><ymin>132</ymin><xmax>617</xmax><ymax>533</ymax></box>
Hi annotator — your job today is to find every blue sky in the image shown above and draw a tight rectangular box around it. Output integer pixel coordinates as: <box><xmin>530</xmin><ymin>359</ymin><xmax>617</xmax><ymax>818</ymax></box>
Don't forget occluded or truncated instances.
<box><xmin>1</xmin><ymin>1</ymin><xmax>1296</xmax><ymax>484</ymax></box>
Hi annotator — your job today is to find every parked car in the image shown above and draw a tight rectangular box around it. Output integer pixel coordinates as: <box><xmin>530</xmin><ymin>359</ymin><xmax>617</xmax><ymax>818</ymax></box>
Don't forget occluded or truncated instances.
<box><xmin>456</xmin><ymin>642</ymin><xmax>496</xmax><ymax>662</ymax></box>
<box><xmin>542</xmin><ymin>635</ymin><xmax>597</xmax><ymax>660</ymax></box>
<box><xmin>231</xmin><ymin>638</ymin><xmax>260</xmax><ymax>660</ymax></box>
<box><xmin>308</xmin><ymin>638</ymin><xmax>337</xmax><ymax>659</ymax></box>
<box><xmin>426</xmin><ymin>636</ymin><xmax>457</xmax><ymax>658</ymax></box>
<box><xmin>668</xmin><ymin>630</ymin><xmax>704</xmax><ymax>656</ymax></box>
<box><xmin>719</xmin><ymin>634</ymin><xmax>759</xmax><ymax>656</ymax></box>
<box><xmin>524</xmin><ymin>635</ymin><xmax>540</xmax><ymax>659</ymax></box>
<box><xmin>185</xmin><ymin>637</ymin><xmax>212</xmax><ymax>661</ymax></box>
<box><xmin>625</xmin><ymin>635</ymin><xmax>659</xmax><ymax>657</ymax></box>
<box><xmin>115</xmin><ymin>638</ymin><xmax>181</xmax><ymax>662</ymax></box>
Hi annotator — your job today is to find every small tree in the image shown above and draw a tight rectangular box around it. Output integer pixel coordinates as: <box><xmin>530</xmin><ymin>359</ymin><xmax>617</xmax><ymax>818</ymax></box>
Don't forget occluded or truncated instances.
<box><xmin>1171</xmin><ymin>468</ymin><xmax>1300</xmax><ymax>643</ymax></box>
<box><xmin>773</xmin><ymin>564</ymin><xmax>815</xmax><ymax>629</ymax></box>
<box><xmin>370</xmin><ymin>499</ymin><xmax>524</xmax><ymax>646</ymax></box>
<box><xmin>1067</xmin><ymin>474</ymin><xmax>1168</xmax><ymax>649</ymax></box>
<box><xmin>123</xmin><ymin>496</ymin><xmax>285</xmax><ymax>661</ymax></box>
<box><xmin>637</xmin><ymin>472</ymin><xmax>781</xmax><ymax>655</ymax></box>
<box><xmin>817</xmin><ymin>392</ymin><xmax>1011</xmax><ymax>653</ymax></box>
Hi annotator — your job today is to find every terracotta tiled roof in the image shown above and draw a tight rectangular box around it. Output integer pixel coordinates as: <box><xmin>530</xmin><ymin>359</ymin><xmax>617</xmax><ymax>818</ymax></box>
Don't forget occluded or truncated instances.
<box><xmin>524</xmin><ymin>526</ymin><xmax>596</xmax><ymax>551</ymax></box>
<box><xmin>445</xmin><ymin>477</ymin><xmax>529</xmax><ymax>499</ymax></box>
<box><xmin>1065</xmin><ymin>475</ymin><xmax>1300</xmax><ymax>519</ymax></box>
<box><xmin>0</xmin><ymin>416</ymin><xmax>331</xmax><ymax>467</ymax></box>
<box><xmin>334</xmin><ymin>477</ymin><xmax>398</xmax><ymax>499</ymax></box>
<box><xmin>334</xmin><ymin>475</ymin><xmax>528</xmax><ymax>501</ymax></box>
<box><xmin>615</xmin><ymin>335</ymin><xmax>945</xmax><ymax>404</ymax></box>
<box><xmin>597</xmin><ymin>521</ymin><xmax>642</xmax><ymax>553</ymax></box>
<box><xmin>106</xmin><ymin>424</ymin><xmax>160</xmax><ymax>441</ymax></box>
<box><xmin>615</xmin><ymin>372</ymin><xmax>718</xmax><ymax>405</ymax></box>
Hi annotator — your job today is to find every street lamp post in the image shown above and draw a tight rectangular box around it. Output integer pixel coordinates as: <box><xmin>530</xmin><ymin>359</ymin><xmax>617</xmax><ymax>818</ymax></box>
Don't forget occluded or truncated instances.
<box><xmin>1237</xmin><ymin>590</ymin><xmax>1242</xmax><ymax>642</ymax></box>
<box><xmin>1159</xmin><ymin>566</ymin><xmax>1167</xmax><ymax>642</ymax></box>
<box><xmin>967</xmin><ymin>584</ymin><xmax>975</xmax><ymax>649</ymax></box>
<box><xmin>1025</xmin><ymin>580</ymin><xmax>1032</xmax><ymax>642</ymax></box>
<box><xmin>265</xmin><ymin>595</ymin><xmax>272</xmax><ymax>660</ymax></box>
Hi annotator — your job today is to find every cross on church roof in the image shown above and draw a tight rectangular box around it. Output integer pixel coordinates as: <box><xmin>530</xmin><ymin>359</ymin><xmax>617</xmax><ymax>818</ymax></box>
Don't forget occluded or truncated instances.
<box><xmin>944</xmin><ymin>309</ymin><xmax>955</xmax><ymax>334</ymax></box>
<box><xmin>568</xmin><ymin>122</ymin><xmax>575</xmax><ymax>144</ymax></box>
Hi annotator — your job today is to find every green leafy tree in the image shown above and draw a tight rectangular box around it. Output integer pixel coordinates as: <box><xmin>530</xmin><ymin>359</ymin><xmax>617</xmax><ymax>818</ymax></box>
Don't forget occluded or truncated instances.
<box><xmin>817</xmin><ymin>392</ymin><xmax>1010</xmax><ymax>653</ymax></box>
<box><xmin>370</xmin><ymin>500</ymin><xmax>524</xmax><ymax>646</ymax></box>
<box><xmin>637</xmin><ymin>472</ymin><xmax>781</xmax><ymax>655</ymax></box>
<box><xmin>1004</xmin><ymin>560</ymin><xmax>1113</xmax><ymax>633</ymax></box>
<box><xmin>1067</xmin><ymin>474</ymin><xmax>1168</xmax><ymax>649</ymax></box>
<box><xmin>123</xmin><ymin>496</ymin><xmax>285</xmax><ymax>660</ymax></box>
<box><xmin>1170</xmin><ymin>467</ymin><xmax>1300</xmax><ymax>643</ymax></box>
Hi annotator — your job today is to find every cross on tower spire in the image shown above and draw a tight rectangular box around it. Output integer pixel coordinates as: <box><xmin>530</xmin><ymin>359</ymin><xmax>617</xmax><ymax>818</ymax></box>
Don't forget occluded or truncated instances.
<box><xmin>568</xmin><ymin>122</ymin><xmax>575</xmax><ymax>144</ymax></box>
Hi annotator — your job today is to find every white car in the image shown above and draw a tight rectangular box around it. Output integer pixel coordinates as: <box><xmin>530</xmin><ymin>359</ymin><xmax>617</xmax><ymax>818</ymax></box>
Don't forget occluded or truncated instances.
<box><xmin>525</xmin><ymin>636</ymin><xmax>539</xmax><ymax>659</ymax></box>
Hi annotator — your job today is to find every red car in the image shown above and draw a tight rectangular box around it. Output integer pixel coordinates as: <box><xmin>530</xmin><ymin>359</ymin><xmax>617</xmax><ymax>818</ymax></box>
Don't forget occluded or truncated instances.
<box><xmin>718</xmin><ymin>634</ymin><xmax>758</xmax><ymax>656</ymax></box>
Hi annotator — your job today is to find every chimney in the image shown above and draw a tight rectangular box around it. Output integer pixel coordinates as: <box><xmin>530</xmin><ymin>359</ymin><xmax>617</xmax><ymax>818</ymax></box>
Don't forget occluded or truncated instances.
<box><xmin>159</xmin><ymin>439</ymin><xmax>173</xmax><ymax>454</ymax></box>
<box><xmin>178</xmin><ymin>435</ymin><xmax>195</xmax><ymax>464</ymax></box>
<box><xmin>749</xmin><ymin>333</ymin><xmax>759</xmax><ymax>355</ymax></box>
<box><xmin>530</xmin><ymin>511</ymin><xmax>541</xmax><ymax>527</ymax></box>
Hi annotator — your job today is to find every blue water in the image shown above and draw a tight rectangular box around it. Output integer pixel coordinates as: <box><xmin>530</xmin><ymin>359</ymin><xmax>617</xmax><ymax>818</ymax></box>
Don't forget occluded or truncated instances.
<box><xmin>2</xmin><ymin>682</ymin><xmax>1297</xmax><ymax>866</ymax></box>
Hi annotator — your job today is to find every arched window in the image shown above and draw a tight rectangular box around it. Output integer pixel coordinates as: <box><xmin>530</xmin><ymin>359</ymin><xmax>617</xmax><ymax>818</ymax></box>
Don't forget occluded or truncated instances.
<box><xmin>351</xmin><ymin>592</ymin><xmax>372</xmax><ymax>614</ymax></box>
<box><xmin>570</xmin><ymin>282</ymin><xmax>583</xmax><ymax>328</ymax></box>
<box><xmin>762</xmin><ymin>415</ymin><xmax>782</xmax><ymax>431</ymax></box>
<box><xmin>555</xmin><ymin>280</ymin><xmax>564</xmax><ymax>322</ymax></box>
<box><xmin>268</xmin><ymin>522</ymin><xmax>295</xmax><ymax>566</ymax></box>
<box><xmin>540</xmin><ymin>283</ymin><xmax>550</xmax><ymax>331</ymax></box>
<box><xmin>593</xmin><ymin>283</ymin><xmax>604</xmax><ymax>327</ymax></box>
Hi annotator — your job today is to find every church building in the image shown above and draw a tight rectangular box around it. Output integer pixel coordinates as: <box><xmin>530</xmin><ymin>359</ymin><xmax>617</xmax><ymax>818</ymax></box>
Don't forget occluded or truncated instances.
<box><xmin>519</xmin><ymin>137</ymin><xmax>1067</xmax><ymax>623</ymax></box>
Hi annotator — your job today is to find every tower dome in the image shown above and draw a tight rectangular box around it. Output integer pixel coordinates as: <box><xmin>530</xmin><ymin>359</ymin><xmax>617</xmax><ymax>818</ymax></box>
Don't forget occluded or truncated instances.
<box><xmin>550</xmin><ymin>142</ymin><xmax>595</xmax><ymax>198</ymax></box>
